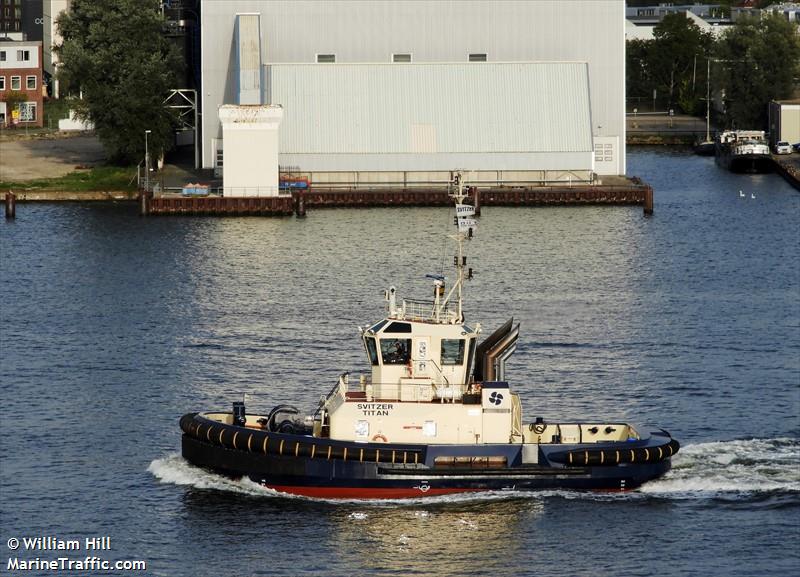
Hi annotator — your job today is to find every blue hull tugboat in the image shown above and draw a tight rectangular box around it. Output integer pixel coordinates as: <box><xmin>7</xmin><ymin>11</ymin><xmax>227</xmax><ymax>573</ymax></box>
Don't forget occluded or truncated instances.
<box><xmin>180</xmin><ymin>175</ymin><xmax>679</xmax><ymax>499</ymax></box>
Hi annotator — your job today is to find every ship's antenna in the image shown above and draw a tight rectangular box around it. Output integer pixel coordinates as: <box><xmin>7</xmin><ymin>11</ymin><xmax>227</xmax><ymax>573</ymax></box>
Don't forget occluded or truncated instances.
<box><xmin>436</xmin><ymin>171</ymin><xmax>476</xmax><ymax>323</ymax></box>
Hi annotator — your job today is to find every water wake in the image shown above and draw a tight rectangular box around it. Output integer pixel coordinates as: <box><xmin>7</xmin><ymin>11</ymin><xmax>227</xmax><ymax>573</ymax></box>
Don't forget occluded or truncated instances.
<box><xmin>148</xmin><ymin>438</ymin><xmax>799</xmax><ymax>505</ymax></box>
<box><xmin>640</xmin><ymin>437</ymin><xmax>800</xmax><ymax>500</ymax></box>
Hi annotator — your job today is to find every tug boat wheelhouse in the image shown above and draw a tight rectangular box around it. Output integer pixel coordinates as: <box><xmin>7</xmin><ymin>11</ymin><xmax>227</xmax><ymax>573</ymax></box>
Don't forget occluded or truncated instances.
<box><xmin>180</xmin><ymin>176</ymin><xmax>679</xmax><ymax>499</ymax></box>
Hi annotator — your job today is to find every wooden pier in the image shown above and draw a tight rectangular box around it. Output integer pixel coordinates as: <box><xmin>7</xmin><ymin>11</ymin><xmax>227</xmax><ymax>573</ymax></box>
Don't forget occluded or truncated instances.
<box><xmin>141</xmin><ymin>183</ymin><xmax>654</xmax><ymax>217</ymax></box>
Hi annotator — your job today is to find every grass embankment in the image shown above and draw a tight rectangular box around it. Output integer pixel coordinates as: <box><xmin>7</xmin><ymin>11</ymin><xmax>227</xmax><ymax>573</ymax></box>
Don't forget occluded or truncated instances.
<box><xmin>0</xmin><ymin>165</ymin><xmax>137</xmax><ymax>193</ymax></box>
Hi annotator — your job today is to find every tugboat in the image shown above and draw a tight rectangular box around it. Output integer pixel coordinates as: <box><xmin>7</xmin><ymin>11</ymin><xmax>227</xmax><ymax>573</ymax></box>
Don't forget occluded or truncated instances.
<box><xmin>179</xmin><ymin>176</ymin><xmax>679</xmax><ymax>499</ymax></box>
<box><xmin>715</xmin><ymin>130</ymin><xmax>772</xmax><ymax>173</ymax></box>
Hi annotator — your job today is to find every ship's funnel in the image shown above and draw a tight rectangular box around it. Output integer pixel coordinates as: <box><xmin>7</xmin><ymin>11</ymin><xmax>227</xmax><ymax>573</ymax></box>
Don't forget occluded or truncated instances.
<box><xmin>474</xmin><ymin>318</ymin><xmax>519</xmax><ymax>382</ymax></box>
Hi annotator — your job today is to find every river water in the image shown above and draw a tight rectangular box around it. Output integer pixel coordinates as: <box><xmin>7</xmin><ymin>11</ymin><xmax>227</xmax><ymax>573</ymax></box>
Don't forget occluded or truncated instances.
<box><xmin>1</xmin><ymin>148</ymin><xmax>798</xmax><ymax>576</ymax></box>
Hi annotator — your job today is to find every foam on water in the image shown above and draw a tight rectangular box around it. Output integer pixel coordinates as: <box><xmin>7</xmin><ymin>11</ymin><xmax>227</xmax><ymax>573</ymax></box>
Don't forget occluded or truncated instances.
<box><xmin>149</xmin><ymin>438</ymin><xmax>799</xmax><ymax>505</ymax></box>
<box><xmin>640</xmin><ymin>437</ymin><xmax>800</xmax><ymax>499</ymax></box>
<box><xmin>148</xmin><ymin>453</ymin><xmax>280</xmax><ymax>498</ymax></box>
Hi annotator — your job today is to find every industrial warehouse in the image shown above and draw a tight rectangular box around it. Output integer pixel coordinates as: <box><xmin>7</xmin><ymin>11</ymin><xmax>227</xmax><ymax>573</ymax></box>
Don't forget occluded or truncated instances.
<box><xmin>198</xmin><ymin>0</ymin><xmax>626</xmax><ymax>189</ymax></box>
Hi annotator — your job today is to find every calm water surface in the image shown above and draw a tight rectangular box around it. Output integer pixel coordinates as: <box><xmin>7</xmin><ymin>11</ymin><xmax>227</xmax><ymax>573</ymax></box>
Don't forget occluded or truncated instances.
<box><xmin>1</xmin><ymin>148</ymin><xmax>798</xmax><ymax>576</ymax></box>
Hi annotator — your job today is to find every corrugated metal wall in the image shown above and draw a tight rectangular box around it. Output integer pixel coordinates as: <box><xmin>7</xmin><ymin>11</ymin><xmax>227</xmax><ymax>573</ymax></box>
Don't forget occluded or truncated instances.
<box><xmin>264</xmin><ymin>62</ymin><xmax>591</xmax><ymax>172</ymax></box>
<box><xmin>201</xmin><ymin>0</ymin><xmax>624</xmax><ymax>173</ymax></box>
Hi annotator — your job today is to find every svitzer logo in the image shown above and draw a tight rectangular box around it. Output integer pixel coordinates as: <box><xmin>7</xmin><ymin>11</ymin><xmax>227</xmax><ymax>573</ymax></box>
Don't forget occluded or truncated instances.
<box><xmin>489</xmin><ymin>392</ymin><xmax>503</xmax><ymax>405</ymax></box>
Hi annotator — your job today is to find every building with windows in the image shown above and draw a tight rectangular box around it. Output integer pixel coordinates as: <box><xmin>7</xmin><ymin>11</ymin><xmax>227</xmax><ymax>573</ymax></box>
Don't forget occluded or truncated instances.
<box><xmin>199</xmin><ymin>0</ymin><xmax>626</xmax><ymax>184</ymax></box>
<box><xmin>0</xmin><ymin>40</ymin><xmax>44</xmax><ymax>127</ymax></box>
<box><xmin>0</xmin><ymin>0</ymin><xmax>42</xmax><ymax>42</ymax></box>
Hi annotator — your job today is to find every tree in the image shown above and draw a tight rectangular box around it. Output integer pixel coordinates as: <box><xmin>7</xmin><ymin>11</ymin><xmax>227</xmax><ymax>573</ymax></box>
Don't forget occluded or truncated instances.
<box><xmin>54</xmin><ymin>0</ymin><xmax>181</xmax><ymax>164</ymax></box>
<box><xmin>648</xmin><ymin>13</ymin><xmax>713</xmax><ymax>114</ymax></box>
<box><xmin>716</xmin><ymin>14</ymin><xmax>800</xmax><ymax>129</ymax></box>
<box><xmin>626</xmin><ymin>39</ymin><xmax>652</xmax><ymax>100</ymax></box>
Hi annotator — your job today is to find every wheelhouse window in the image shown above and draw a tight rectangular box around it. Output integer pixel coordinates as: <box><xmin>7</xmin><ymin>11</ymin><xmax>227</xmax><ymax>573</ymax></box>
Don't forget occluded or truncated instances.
<box><xmin>441</xmin><ymin>339</ymin><xmax>465</xmax><ymax>365</ymax></box>
<box><xmin>316</xmin><ymin>54</ymin><xmax>335</xmax><ymax>63</ymax></box>
<box><xmin>368</xmin><ymin>319</ymin><xmax>387</xmax><ymax>333</ymax></box>
<box><xmin>384</xmin><ymin>321</ymin><xmax>411</xmax><ymax>333</ymax></box>
<box><xmin>364</xmin><ymin>337</ymin><xmax>379</xmax><ymax>366</ymax></box>
<box><xmin>380</xmin><ymin>338</ymin><xmax>411</xmax><ymax>365</ymax></box>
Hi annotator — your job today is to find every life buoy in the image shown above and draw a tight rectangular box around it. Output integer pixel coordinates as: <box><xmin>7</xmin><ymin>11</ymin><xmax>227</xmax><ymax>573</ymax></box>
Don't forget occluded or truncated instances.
<box><xmin>372</xmin><ymin>434</ymin><xmax>388</xmax><ymax>443</ymax></box>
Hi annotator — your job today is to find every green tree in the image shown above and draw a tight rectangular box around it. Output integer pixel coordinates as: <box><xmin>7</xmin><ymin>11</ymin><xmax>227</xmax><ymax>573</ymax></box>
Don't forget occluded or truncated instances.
<box><xmin>647</xmin><ymin>13</ymin><xmax>713</xmax><ymax>114</ymax></box>
<box><xmin>626</xmin><ymin>38</ymin><xmax>652</xmax><ymax>100</ymax></box>
<box><xmin>54</xmin><ymin>0</ymin><xmax>181</xmax><ymax>164</ymax></box>
<box><xmin>716</xmin><ymin>14</ymin><xmax>800</xmax><ymax>129</ymax></box>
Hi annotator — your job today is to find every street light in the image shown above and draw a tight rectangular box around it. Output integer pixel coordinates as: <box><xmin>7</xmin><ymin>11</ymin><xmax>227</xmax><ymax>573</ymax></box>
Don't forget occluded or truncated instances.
<box><xmin>144</xmin><ymin>129</ymin><xmax>152</xmax><ymax>192</ymax></box>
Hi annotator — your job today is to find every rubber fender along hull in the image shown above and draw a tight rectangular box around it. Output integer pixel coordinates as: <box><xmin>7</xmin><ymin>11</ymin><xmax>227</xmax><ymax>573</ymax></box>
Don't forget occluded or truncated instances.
<box><xmin>547</xmin><ymin>439</ymin><xmax>680</xmax><ymax>467</ymax></box>
<box><xmin>180</xmin><ymin>412</ymin><xmax>425</xmax><ymax>465</ymax></box>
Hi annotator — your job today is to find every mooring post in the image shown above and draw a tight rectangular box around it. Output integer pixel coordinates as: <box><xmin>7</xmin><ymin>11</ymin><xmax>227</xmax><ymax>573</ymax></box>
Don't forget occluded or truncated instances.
<box><xmin>5</xmin><ymin>191</ymin><xmax>16</xmax><ymax>219</ymax></box>
<box><xmin>295</xmin><ymin>190</ymin><xmax>306</xmax><ymax>217</ymax></box>
<box><xmin>139</xmin><ymin>190</ymin><xmax>150</xmax><ymax>216</ymax></box>
<box><xmin>643</xmin><ymin>186</ymin><xmax>654</xmax><ymax>216</ymax></box>
<box><xmin>471</xmin><ymin>186</ymin><xmax>481</xmax><ymax>216</ymax></box>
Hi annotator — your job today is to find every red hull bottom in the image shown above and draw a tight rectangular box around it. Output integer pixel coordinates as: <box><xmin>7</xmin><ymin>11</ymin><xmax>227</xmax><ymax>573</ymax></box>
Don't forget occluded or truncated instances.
<box><xmin>264</xmin><ymin>485</ymin><xmax>484</xmax><ymax>499</ymax></box>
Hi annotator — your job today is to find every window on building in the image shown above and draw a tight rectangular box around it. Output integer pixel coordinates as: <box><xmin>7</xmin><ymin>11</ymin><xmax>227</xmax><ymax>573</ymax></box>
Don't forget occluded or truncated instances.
<box><xmin>10</xmin><ymin>76</ymin><xmax>20</xmax><ymax>90</ymax></box>
<box><xmin>392</xmin><ymin>53</ymin><xmax>412</xmax><ymax>63</ymax></box>
<box><xmin>469</xmin><ymin>53</ymin><xmax>487</xmax><ymax>62</ymax></box>
<box><xmin>26</xmin><ymin>75</ymin><xmax>35</xmax><ymax>90</ymax></box>
<box><xmin>18</xmin><ymin>101</ymin><xmax>36</xmax><ymax>122</ymax></box>
<box><xmin>0</xmin><ymin>76</ymin><xmax>5</xmax><ymax>91</ymax></box>
<box><xmin>17</xmin><ymin>49</ymin><xmax>29</xmax><ymax>61</ymax></box>
<box><xmin>316</xmin><ymin>54</ymin><xmax>335</xmax><ymax>63</ymax></box>
<box><xmin>0</xmin><ymin>51</ymin><xmax>6</xmax><ymax>62</ymax></box>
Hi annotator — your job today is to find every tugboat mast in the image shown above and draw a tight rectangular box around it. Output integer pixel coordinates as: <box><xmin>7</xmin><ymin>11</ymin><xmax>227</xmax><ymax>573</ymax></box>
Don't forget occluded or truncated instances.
<box><xmin>436</xmin><ymin>171</ymin><xmax>475</xmax><ymax>324</ymax></box>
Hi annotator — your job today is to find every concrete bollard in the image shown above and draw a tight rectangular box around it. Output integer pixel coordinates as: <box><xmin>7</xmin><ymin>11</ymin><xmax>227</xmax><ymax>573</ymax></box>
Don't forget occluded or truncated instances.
<box><xmin>5</xmin><ymin>192</ymin><xmax>15</xmax><ymax>219</ymax></box>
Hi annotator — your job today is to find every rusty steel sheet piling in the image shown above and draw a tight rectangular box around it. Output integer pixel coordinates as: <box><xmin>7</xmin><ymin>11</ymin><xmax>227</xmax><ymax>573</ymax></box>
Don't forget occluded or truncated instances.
<box><xmin>471</xmin><ymin>186</ymin><xmax>481</xmax><ymax>216</ymax></box>
<box><xmin>147</xmin><ymin>195</ymin><xmax>295</xmax><ymax>216</ymax></box>
<box><xmin>143</xmin><ymin>183</ymin><xmax>653</xmax><ymax>217</ymax></box>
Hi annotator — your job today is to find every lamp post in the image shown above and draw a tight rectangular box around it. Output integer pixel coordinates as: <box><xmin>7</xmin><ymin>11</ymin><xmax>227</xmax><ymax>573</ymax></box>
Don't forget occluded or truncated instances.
<box><xmin>144</xmin><ymin>129</ymin><xmax>152</xmax><ymax>192</ymax></box>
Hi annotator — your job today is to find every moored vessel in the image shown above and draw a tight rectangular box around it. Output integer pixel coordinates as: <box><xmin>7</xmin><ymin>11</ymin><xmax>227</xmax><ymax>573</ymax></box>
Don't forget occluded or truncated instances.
<box><xmin>179</xmin><ymin>175</ymin><xmax>679</xmax><ymax>499</ymax></box>
<box><xmin>715</xmin><ymin>130</ymin><xmax>772</xmax><ymax>173</ymax></box>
